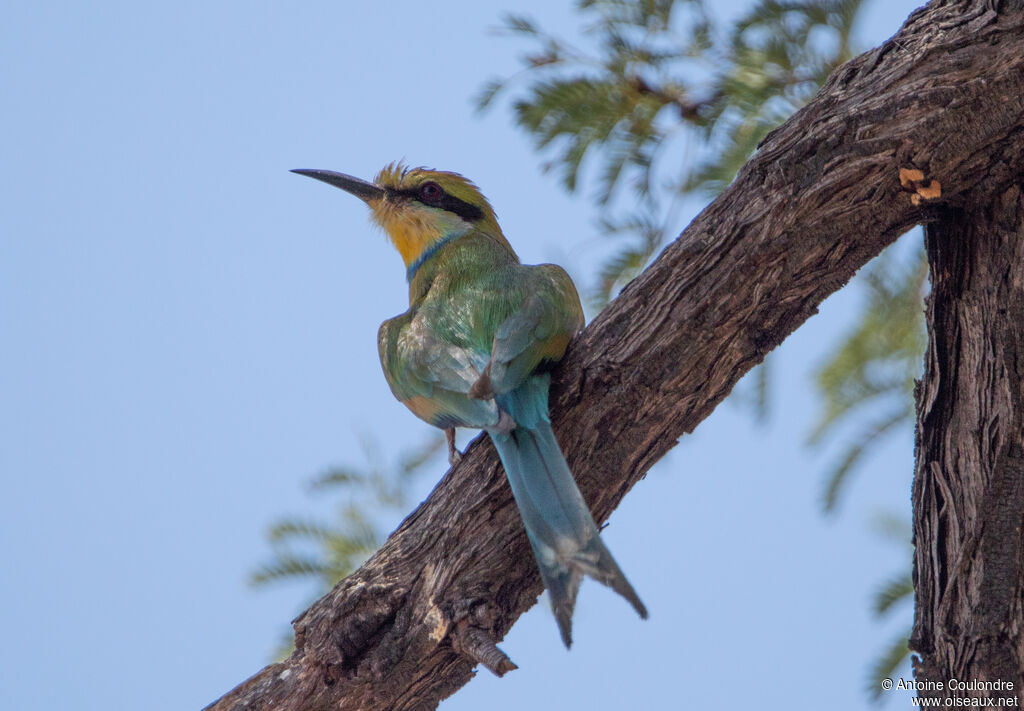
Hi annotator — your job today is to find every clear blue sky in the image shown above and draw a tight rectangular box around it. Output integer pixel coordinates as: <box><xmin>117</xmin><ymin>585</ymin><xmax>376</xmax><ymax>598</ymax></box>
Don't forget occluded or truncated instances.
<box><xmin>1</xmin><ymin>2</ymin><xmax>925</xmax><ymax>709</ymax></box>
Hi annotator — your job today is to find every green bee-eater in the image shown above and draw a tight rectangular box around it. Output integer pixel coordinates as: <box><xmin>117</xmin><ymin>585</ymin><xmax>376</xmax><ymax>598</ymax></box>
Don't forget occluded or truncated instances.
<box><xmin>292</xmin><ymin>163</ymin><xmax>646</xmax><ymax>647</ymax></box>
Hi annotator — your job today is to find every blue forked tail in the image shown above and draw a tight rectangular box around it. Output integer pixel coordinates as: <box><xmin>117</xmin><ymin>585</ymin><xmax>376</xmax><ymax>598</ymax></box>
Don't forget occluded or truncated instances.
<box><xmin>487</xmin><ymin>375</ymin><xmax>647</xmax><ymax>647</ymax></box>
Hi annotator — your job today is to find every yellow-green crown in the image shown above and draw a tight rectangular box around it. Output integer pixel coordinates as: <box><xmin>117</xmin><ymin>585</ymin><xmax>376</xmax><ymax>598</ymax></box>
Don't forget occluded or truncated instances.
<box><xmin>374</xmin><ymin>163</ymin><xmax>498</xmax><ymax>225</ymax></box>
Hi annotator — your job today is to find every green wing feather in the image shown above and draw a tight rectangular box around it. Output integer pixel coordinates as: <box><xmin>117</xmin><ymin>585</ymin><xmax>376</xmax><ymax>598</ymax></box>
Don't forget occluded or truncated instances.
<box><xmin>378</xmin><ymin>313</ymin><xmax>500</xmax><ymax>429</ymax></box>
<box><xmin>476</xmin><ymin>264</ymin><xmax>584</xmax><ymax>397</ymax></box>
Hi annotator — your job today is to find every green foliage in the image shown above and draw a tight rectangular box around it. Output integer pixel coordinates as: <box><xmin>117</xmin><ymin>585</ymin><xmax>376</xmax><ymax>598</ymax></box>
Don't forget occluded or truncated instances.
<box><xmin>872</xmin><ymin>572</ymin><xmax>914</xmax><ymax>617</ymax></box>
<box><xmin>806</xmin><ymin>240</ymin><xmax>924</xmax><ymax>702</ymax></box>
<box><xmin>865</xmin><ymin>513</ymin><xmax>914</xmax><ymax>700</ymax></box>
<box><xmin>479</xmin><ymin>0</ymin><xmax>865</xmax><ymax>306</ymax></box>
<box><xmin>250</xmin><ymin>435</ymin><xmax>443</xmax><ymax>616</ymax></box>
<box><xmin>869</xmin><ymin>633</ymin><xmax>911</xmax><ymax>700</ymax></box>
<box><xmin>810</xmin><ymin>244</ymin><xmax>927</xmax><ymax>513</ymax></box>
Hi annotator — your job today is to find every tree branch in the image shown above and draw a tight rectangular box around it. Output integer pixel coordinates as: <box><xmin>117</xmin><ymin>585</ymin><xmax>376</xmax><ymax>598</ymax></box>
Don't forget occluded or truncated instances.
<box><xmin>911</xmin><ymin>185</ymin><xmax>1024</xmax><ymax>700</ymax></box>
<box><xmin>206</xmin><ymin>1</ymin><xmax>1024</xmax><ymax>709</ymax></box>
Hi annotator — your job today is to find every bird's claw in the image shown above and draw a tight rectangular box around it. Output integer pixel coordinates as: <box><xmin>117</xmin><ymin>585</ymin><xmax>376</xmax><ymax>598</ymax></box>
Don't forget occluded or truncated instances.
<box><xmin>445</xmin><ymin>428</ymin><xmax>463</xmax><ymax>467</ymax></box>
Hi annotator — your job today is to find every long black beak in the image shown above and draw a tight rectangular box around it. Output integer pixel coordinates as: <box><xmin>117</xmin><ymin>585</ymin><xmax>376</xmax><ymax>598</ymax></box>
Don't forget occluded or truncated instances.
<box><xmin>290</xmin><ymin>169</ymin><xmax>385</xmax><ymax>203</ymax></box>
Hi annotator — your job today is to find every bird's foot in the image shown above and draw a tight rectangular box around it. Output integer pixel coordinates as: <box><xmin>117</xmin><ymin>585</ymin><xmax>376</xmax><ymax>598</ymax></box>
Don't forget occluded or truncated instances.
<box><xmin>445</xmin><ymin>428</ymin><xmax>463</xmax><ymax>467</ymax></box>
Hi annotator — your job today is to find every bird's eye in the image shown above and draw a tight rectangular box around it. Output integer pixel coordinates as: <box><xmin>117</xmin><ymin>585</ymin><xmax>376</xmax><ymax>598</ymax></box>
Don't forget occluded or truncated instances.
<box><xmin>419</xmin><ymin>182</ymin><xmax>443</xmax><ymax>202</ymax></box>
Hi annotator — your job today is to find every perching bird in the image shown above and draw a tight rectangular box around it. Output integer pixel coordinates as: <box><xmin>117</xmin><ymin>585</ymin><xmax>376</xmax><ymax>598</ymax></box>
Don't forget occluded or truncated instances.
<box><xmin>292</xmin><ymin>163</ymin><xmax>647</xmax><ymax>647</ymax></box>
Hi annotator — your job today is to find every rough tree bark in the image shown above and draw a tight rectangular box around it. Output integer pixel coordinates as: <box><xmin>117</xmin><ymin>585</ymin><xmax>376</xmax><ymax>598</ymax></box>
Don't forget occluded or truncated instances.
<box><xmin>911</xmin><ymin>186</ymin><xmax>1024</xmax><ymax>703</ymax></box>
<box><xmin>207</xmin><ymin>1</ymin><xmax>1024</xmax><ymax>709</ymax></box>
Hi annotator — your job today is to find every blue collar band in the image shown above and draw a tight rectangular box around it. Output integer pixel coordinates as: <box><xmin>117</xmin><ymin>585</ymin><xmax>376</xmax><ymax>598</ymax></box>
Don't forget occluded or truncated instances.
<box><xmin>406</xmin><ymin>231</ymin><xmax>462</xmax><ymax>282</ymax></box>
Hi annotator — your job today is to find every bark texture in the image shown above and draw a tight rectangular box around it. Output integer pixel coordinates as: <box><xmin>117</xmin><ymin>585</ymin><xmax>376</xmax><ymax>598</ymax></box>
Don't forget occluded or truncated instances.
<box><xmin>207</xmin><ymin>1</ymin><xmax>1024</xmax><ymax>709</ymax></box>
<box><xmin>911</xmin><ymin>186</ymin><xmax>1024</xmax><ymax>701</ymax></box>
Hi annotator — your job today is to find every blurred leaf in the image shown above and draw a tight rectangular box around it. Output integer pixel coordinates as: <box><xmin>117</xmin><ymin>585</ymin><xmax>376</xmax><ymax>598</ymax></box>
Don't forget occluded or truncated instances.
<box><xmin>810</xmin><ymin>247</ymin><xmax>927</xmax><ymax>447</ymax></box>
<box><xmin>267</xmin><ymin>519</ymin><xmax>334</xmax><ymax>543</ymax></box>
<box><xmin>251</xmin><ymin>433</ymin><xmax>443</xmax><ymax>596</ymax></box>
<box><xmin>872</xmin><ymin>572</ymin><xmax>914</xmax><ymax>617</ymax></box>
<box><xmin>810</xmin><ymin>244</ymin><xmax>926</xmax><ymax>520</ymax></box>
<box><xmin>475</xmin><ymin>78</ymin><xmax>506</xmax><ymax>110</ymax></box>
<box><xmin>308</xmin><ymin>467</ymin><xmax>366</xmax><ymax>490</ymax></box>
<box><xmin>249</xmin><ymin>555</ymin><xmax>328</xmax><ymax>586</ymax></box>
<box><xmin>481</xmin><ymin>0</ymin><xmax>870</xmax><ymax>306</ymax></box>
<box><xmin>867</xmin><ymin>631</ymin><xmax>911</xmax><ymax>701</ymax></box>
<box><xmin>502</xmin><ymin>13</ymin><xmax>540</xmax><ymax>35</ymax></box>
<box><xmin>820</xmin><ymin>405</ymin><xmax>911</xmax><ymax>513</ymax></box>
<box><xmin>870</xmin><ymin>510</ymin><xmax>910</xmax><ymax>542</ymax></box>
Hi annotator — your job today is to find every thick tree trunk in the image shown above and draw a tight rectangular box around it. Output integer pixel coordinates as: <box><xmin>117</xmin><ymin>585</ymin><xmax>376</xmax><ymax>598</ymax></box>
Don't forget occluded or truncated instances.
<box><xmin>206</xmin><ymin>1</ymin><xmax>1024</xmax><ymax>709</ymax></box>
<box><xmin>911</xmin><ymin>187</ymin><xmax>1024</xmax><ymax>703</ymax></box>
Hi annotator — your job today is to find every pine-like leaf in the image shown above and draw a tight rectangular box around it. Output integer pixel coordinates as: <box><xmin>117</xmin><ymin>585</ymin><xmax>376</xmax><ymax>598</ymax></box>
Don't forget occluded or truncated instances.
<box><xmin>308</xmin><ymin>467</ymin><xmax>366</xmax><ymax>490</ymax></box>
<box><xmin>252</xmin><ymin>434</ymin><xmax>444</xmax><ymax>600</ymax></box>
<box><xmin>501</xmin><ymin>13</ymin><xmax>539</xmax><ymax>35</ymax></box>
<box><xmin>821</xmin><ymin>406</ymin><xmax>911</xmax><ymax>513</ymax></box>
<box><xmin>870</xmin><ymin>511</ymin><xmax>910</xmax><ymax>543</ymax></box>
<box><xmin>872</xmin><ymin>572</ymin><xmax>914</xmax><ymax>617</ymax></box>
<box><xmin>474</xmin><ymin>78</ymin><xmax>506</xmax><ymax>111</ymax></box>
<box><xmin>268</xmin><ymin>519</ymin><xmax>335</xmax><ymax>543</ymax></box>
<box><xmin>249</xmin><ymin>556</ymin><xmax>328</xmax><ymax>586</ymax></box>
<box><xmin>867</xmin><ymin>631</ymin><xmax>911</xmax><ymax>701</ymax></box>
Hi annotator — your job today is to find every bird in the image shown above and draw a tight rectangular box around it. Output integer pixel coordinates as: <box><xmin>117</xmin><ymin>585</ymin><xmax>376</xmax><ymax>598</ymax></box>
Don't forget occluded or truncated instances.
<box><xmin>292</xmin><ymin>163</ymin><xmax>647</xmax><ymax>647</ymax></box>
